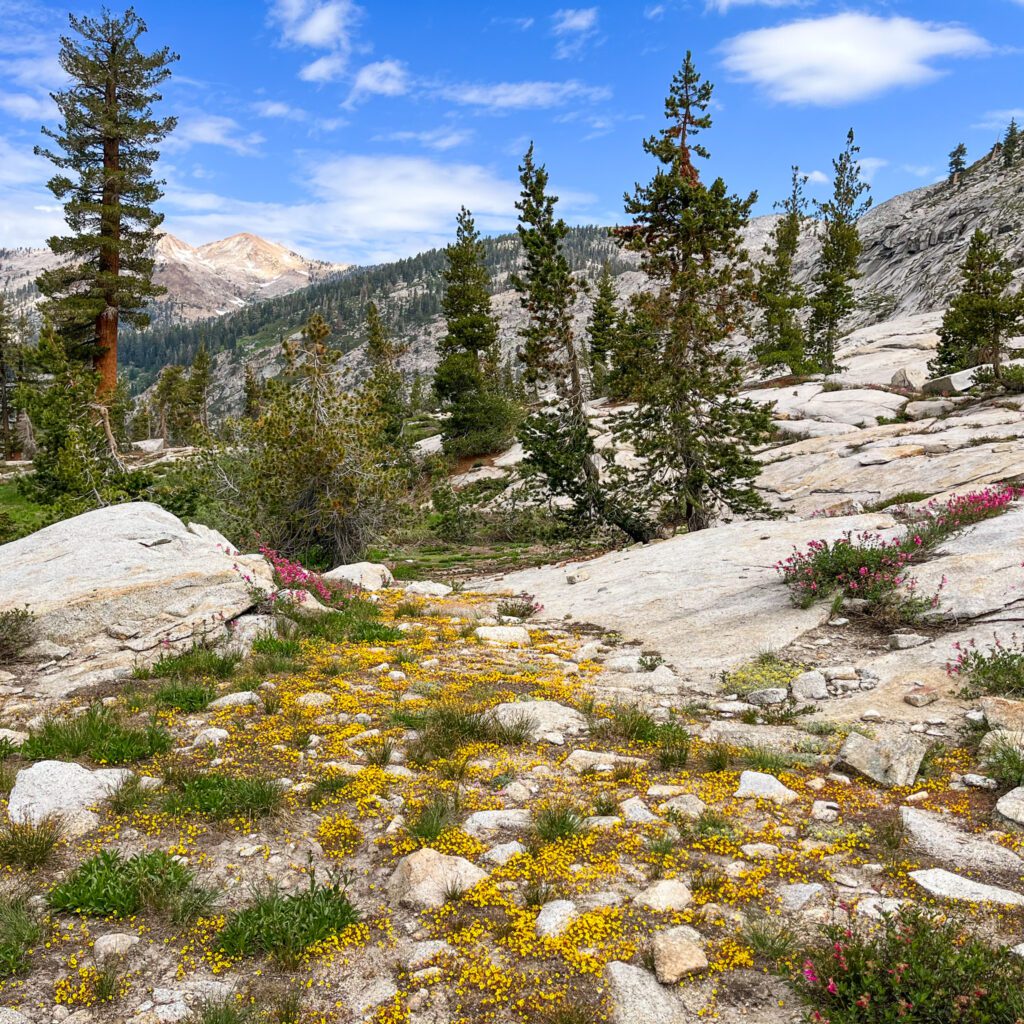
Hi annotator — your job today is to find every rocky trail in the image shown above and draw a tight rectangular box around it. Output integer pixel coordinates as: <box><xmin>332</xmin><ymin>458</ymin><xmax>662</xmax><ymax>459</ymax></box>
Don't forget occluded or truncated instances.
<box><xmin>0</xmin><ymin>504</ymin><xmax>1023</xmax><ymax>1024</ymax></box>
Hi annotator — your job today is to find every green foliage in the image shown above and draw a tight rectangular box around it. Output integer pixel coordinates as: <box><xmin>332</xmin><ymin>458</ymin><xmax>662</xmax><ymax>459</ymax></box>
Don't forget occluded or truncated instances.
<box><xmin>948</xmin><ymin>142</ymin><xmax>967</xmax><ymax>180</ymax></box>
<box><xmin>287</xmin><ymin>600</ymin><xmax>403</xmax><ymax>644</ymax></box>
<box><xmin>406</xmin><ymin>794</ymin><xmax>460</xmax><ymax>843</ymax></box>
<box><xmin>495</xmin><ymin>594</ymin><xmax>540</xmax><ymax>619</ymax></box>
<box><xmin>161</xmin><ymin>769</ymin><xmax>283</xmax><ymax>821</ymax></box>
<box><xmin>743</xmin><ymin>917</ymin><xmax>797</xmax><ymax>964</ymax></box>
<box><xmin>192</xmin><ymin>314</ymin><xmax>404</xmax><ymax>566</ymax></box>
<box><xmin>754</xmin><ymin>168</ymin><xmax>810</xmax><ymax>372</ymax></box>
<box><xmin>216</xmin><ymin>875</ymin><xmax>360</xmax><ymax>967</ymax></box>
<box><xmin>0</xmin><ymin>607</ymin><xmax>35</xmax><ymax>664</ymax></box>
<box><xmin>33</xmin><ymin>8</ymin><xmax>178</xmax><ymax>373</ymax></box>
<box><xmin>186</xmin><ymin>997</ymin><xmax>258</xmax><ymax>1024</ymax></box>
<box><xmin>930</xmin><ymin>229</ymin><xmax>1024</xmax><ymax>378</ymax></box>
<box><xmin>136</xmin><ymin>642</ymin><xmax>240</xmax><ymax>681</ymax></box>
<box><xmin>655</xmin><ymin>724</ymin><xmax>692</xmax><ymax>770</ymax></box>
<box><xmin>534</xmin><ymin>802</ymin><xmax>588</xmax><ymax>842</ymax></box>
<box><xmin>587</xmin><ymin>262</ymin><xmax>619</xmax><ymax>396</ymax></box>
<box><xmin>613</xmin><ymin>53</ymin><xmax>774</xmax><ymax>533</ymax></box>
<box><xmin>0</xmin><ymin>816</ymin><xmax>65</xmax><ymax>869</ymax></box>
<box><xmin>1003</xmin><ymin>118</ymin><xmax>1020</xmax><ymax>168</ymax></box>
<box><xmin>153</xmin><ymin>681</ymin><xmax>217</xmax><ymax>711</ymax></box>
<box><xmin>363</xmin><ymin>302</ymin><xmax>408</xmax><ymax>450</ymax></box>
<box><xmin>807</xmin><ymin>129</ymin><xmax>872</xmax><ymax>373</ymax></box>
<box><xmin>0</xmin><ymin>891</ymin><xmax>43</xmax><ymax>977</ymax></box>
<box><xmin>21</xmin><ymin>705</ymin><xmax>172</xmax><ymax>765</ymax></box>
<box><xmin>952</xmin><ymin>634</ymin><xmax>1024</xmax><ymax>698</ymax></box>
<box><xmin>141</xmin><ymin>343</ymin><xmax>212</xmax><ymax>445</ymax></box>
<box><xmin>49</xmin><ymin>849</ymin><xmax>215</xmax><ymax>923</ymax></box>
<box><xmin>435</xmin><ymin>207</ymin><xmax>522</xmax><ymax>458</ymax></box>
<box><xmin>796</xmin><ymin>907</ymin><xmax>1024</xmax><ymax>1024</ymax></box>
<box><xmin>983</xmin><ymin>734</ymin><xmax>1024</xmax><ymax>788</ymax></box>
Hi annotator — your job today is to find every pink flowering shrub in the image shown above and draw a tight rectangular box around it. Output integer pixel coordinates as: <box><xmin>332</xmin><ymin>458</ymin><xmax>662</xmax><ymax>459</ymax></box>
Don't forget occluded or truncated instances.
<box><xmin>947</xmin><ymin>632</ymin><xmax>1024</xmax><ymax>697</ymax></box>
<box><xmin>796</xmin><ymin>908</ymin><xmax>1024</xmax><ymax>1024</ymax></box>
<box><xmin>777</xmin><ymin>485</ymin><xmax>1022</xmax><ymax>614</ymax></box>
<box><xmin>235</xmin><ymin>548</ymin><xmax>351</xmax><ymax>611</ymax></box>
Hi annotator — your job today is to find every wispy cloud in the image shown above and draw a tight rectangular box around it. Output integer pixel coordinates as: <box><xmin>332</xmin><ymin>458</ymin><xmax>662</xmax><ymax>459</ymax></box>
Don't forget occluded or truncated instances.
<box><xmin>551</xmin><ymin>7</ymin><xmax>599</xmax><ymax>59</ymax></box>
<box><xmin>166</xmin><ymin>114</ymin><xmax>265</xmax><ymax>155</ymax></box>
<box><xmin>439</xmin><ymin>79</ymin><xmax>611</xmax><ymax>112</ymax></box>
<box><xmin>707</xmin><ymin>0</ymin><xmax>804</xmax><ymax>12</ymax></box>
<box><xmin>344</xmin><ymin>60</ymin><xmax>410</xmax><ymax>107</ymax></box>
<box><xmin>376</xmin><ymin>126</ymin><xmax>473</xmax><ymax>151</ymax></box>
<box><xmin>972</xmin><ymin>107</ymin><xmax>1024</xmax><ymax>131</ymax></box>
<box><xmin>252</xmin><ymin>99</ymin><xmax>308</xmax><ymax>120</ymax></box>
<box><xmin>644</xmin><ymin>5</ymin><xmax>667</xmax><ymax>19</ymax></box>
<box><xmin>857</xmin><ymin>156</ymin><xmax>888</xmax><ymax>183</ymax></box>
<box><xmin>267</xmin><ymin>0</ymin><xmax>363</xmax><ymax>82</ymax></box>
<box><xmin>721</xmin><ymin>13</ymin><xmax>990</xmax><ymax>105</ymax></box>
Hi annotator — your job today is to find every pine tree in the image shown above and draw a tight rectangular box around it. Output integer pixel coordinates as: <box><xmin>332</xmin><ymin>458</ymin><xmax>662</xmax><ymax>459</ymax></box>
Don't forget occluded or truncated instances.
<box><xmin>930</xmin><ymin>229</ymin><xmax>1024</xmax><ymax>381</ymax></box>
<box><xmin>1003</xmin><ymin>119</ymin><xmax>1020</xmax><ymax>168</ymax></box>
<box><xmin>34</xmin><ymin>8</ymin><xmax>178</xmax><ymax>396</ymax></box>
<box><xmin>807</xmin><ymin>129</ymin><xmax>872</xmax><ymax>374</ymax></box>
<box><xmin>613</xmin><ymin>52</ymin><xmax>774</xmax><ymax>533</ymax></box>
<box><xmin>434</xmin><ymin>207</ymin><xmax>520</xmax><ymax>457</ymax></box>
<box><xmin>364</xmin><ymin>302</ymin><xmax>407</xmax><ymax>448</ymax></box>
<box><xmin>242</xmin><ymin>366</ymin><xmax>263</xmax><ymax>420</ymax></box>
<box><xmin>0</xmin><ymin>295</ymin><xmax>20</xmax><ymax>460</ymax></box>
<box><xmin>187</xmin><ymin>341</ymin><xmax>211</xmax><ymax>431</ymax></box>
<box><xmin>948</xmin><ymin>142</ymin><xmax>968</xmax><ymax>181</ymax></box>
<box><xmin>586</xmin><ymin>262</ymin><xmax>619</xmax><ymax>396</ymax></box>
<box><xmin>753</xmin><ymin>167</ymin><xmax>810</xmax><ymax>372</ymax></box>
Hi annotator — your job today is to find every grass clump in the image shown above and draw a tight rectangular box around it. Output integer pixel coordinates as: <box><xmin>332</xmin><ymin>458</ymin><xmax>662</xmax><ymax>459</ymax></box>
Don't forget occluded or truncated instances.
<box><xmin>216</xmin><ymin>875</ymin><xmax>360</xmax><ymax>967</ymax></box>
<box><xmin>134</xmin><ymin>641</ymin><xmax>240</xmax><ymax>681</ymax></box>
<box><xmin>0</xmin><ymin>607</ymin><xmax>35</xmax><ymax>664</ymax></box>
<box><xmin>406</xmin><ymin>794</ymin><xmax>459</xmax><ymax>844</ymax></box>
<box><xmin>738</xmin><ymin>745</ymin><xmax>794</xmax><ymax>773</ymax></box>
<box><xmin>48</xmin><ymin>849</ymin><xmax>215</xmax><ymax>924</ymax></box>
<box><xmin>743</xmin><ymin>917</ymin><xmax>797</xmax><ymax>964</ymax></box>
<box><xmin>162</xmin><ymin>768</ymin><xmax>283</xmax><ymax>821</ymax></box>
<box><xmin>154</xmin><ymin>680</ymin><xmax>217</xmax><ymax>711</ymax></box>
<box><xmin>0</xmin><ymin>815</ymin><xmax>64</xmax><ymax>869</ymax></box>
<box><xmin>949</xmin><ymin>633</ymin><xmax>1024</xmax><ymax>698</ymax></box>
<box><xmin>983</xmin><ymin>734</ymin><xmax>1024</xmax><ymax>788</ymax></box>
<box><xmin>290</xmin><ymin>599</ymin><xmax>403</xmax><ymax>644</ymax></box>
<box><xmin>496</xmin><ymin>593</ymin><xmax>541</xmax><ymax>619</ymax></box>
<box><xmin>655</xmin><ymin>723</ymin><xmax>691</xmax><ymax>770</ymax></box>
<box><xmin>796</xmin><ymin>907</ymin><xmax>1024</xmax><ymax>1024</ymax></box>
<box><xmin>186</xmin><ymin>997</ymin><xmax>258</xmax><ymax>1024</ymax></box>
<box><xmin>534</xmin><ymin>802</ymin><xmax>588</xmax><ymax>842</ymax></box>
<box><xmin>21</xmin><ymin>705</ymin><xmax>172</xmax><ymax>765</ymax></box>
<box><xmin>0</xmin><ymin>892</ymin><xmax>43</xmax><ymax>977</ymax></box>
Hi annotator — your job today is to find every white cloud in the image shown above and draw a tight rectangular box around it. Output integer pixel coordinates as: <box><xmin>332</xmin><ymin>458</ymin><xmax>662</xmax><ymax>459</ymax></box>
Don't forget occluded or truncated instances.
<box><xmin>707</xmin><ymin>0</ymin><xmax>803</xmax><ymax>12</ymax></box>
<box><xmin>644</xmin><ymin>5</ymin><xmax>667</xmax><ymax>19</ymax></box>
<box><xmin>0</xmin><ymin>135</ymin><xmax>64</xmax><ymax>246</ymax></box>
<box><xmin>901</xmin><ymin>163</ymin><xmax>934</xmax><ymax>178</ymax></box>
<box><xmin>166</xmin><ymin>115</ymin><xmax>265</xmax><ymax>156</ymax></box>
<box><xmin>721</xmin><ymin>13</ymin><xmax>990</xmax><ymax>105</ymax></box>
<box><xmin>805</xmin><ymin>169</ymin><xmax>829</xmax><ymax>185</ymax></box>
<box><xmin>439</xmin><ymin>79</ymin><xmax>611</xmax><ymax>111</ymax></box>
<box><xmin>0</xmin><ymin>90</ymin><xmax>51</xmax><ymax>119</ymax></box>
<box><xmin>376</xmin><ymin>126</ymin><xmax>473</xmax><ymax>151</ymax></box>
<box><xmin>552</xmin><ymin>7</ymin><xmax>599</xmax><ymax>59</ymax></box>
<box><xmin>972</xmin><ymin>107</ymin><xmax>1024</xmax><ymax>131</ymax></box>
<box><xmin>161</xmin><ymin>154</ymin><xmax>596</xmax><ymax>264</ymax></box>
<box><xmin>268</xmin><ymin>0</ymin><xmax>362</xmax><ymax>82</ymax></box>
<box><xmin>345</xmin><ymin>60</ymin><xmax>409</xmax><ymax>107</ymax></box>
<box><xmin>492</xmin><ymin>16</ymin><xmax>535</xmax><ymax>30</ymax></box>
<box><xmin>252</xmin><ymin>100</ymin><xmax>308</xmax><ymax>120</ymax></box>
<box><xmin>857</xmin><ymin>157</ymin><xmax>888</xmax><ymax>183</ymax></box>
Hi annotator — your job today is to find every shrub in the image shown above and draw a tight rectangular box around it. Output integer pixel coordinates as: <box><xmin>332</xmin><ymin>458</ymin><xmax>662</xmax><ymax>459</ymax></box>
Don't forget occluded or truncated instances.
<box><xmin>161</xmin><ymin>770</ymin><xmax>282</xmax><ymax>821</ymax></box>
<box><xmin>0</xmin><ymin>816</ymin><xmax>64</xmax><ymax>869</ymax></box>
<box><xmin>0</xmin><ymin>607</ymin><xmax>35</xmax><ymax>664</ymax></box>
<box><xmin>496</xmin><ymin>593</ymin><xmax>542</xmax><ymax>619</ymax></box>
<box><xmin>0</xmin><ymin>891</ymin><xmax>42</xmax><ymax>977</ymax></box>
<box><xmin>983</xmin><ymin>734</ymin><xmax>1024</xmax><ymax>788</ymax></box>
<box><xmin>948</xmin><ymin>633</ymin><xmax>1024</xmax><ymax>698</ymax></box>
<box><xmin>796</xmin><ymin>907</ymin><xmax>1024</xmax><ymax>1024</ymax></box>
<box><xmin>534</xmin><ymin>803</ymin><xmax>588</xmax><ymax>842</ymax></box>
<box><xmin>48</xmin><ymin>849</ymin><xmax>215</xmax><ymax>923</ymax></box>
<box><xmin>216</xmin><ymin>875</ymin><xmax>360</xmax><ymax>967</ymax></box>
<box><xmin>21</xmin><ymin>706</ymin><xmax>173</xmax><ymax>765</ymax></box>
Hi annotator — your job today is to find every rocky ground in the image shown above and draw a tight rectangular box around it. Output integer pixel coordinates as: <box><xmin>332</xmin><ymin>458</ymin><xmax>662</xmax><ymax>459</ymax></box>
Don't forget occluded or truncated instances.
<box><xmin>0</xmin><ymin>505</ymin><xmax>1022</xmax><ymax>1024</ymax></box>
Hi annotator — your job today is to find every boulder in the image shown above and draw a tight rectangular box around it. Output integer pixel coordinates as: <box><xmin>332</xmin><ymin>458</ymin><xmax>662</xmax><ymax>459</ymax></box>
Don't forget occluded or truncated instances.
<box><xmin>93</xmin><ymin>933</ymin><xmax>141</xmax><ymax>960</ymax></box>
<box><xmin>652</xmin><ymin>927</ymin><xmax>708</xmax><ymax>983</ymax></box>
<box><xmin>604</xmin><ymin>962</ymin><xmax>688</xmax><ymax>1024</ymax></box>
<box><xmin>734</xmin><ymin>771</ymin><xmax>798</xmax><ymax>805</ymax></box>
<box><xmin>404</xmin><ymin>580</ymin><xmax>452</xmax><ymax>598</ymax></box>
<box><xmin>922</xmin><ymin>367</ymin><xmax>980</xmax><ymax>395</ymax></box>
<box><xmin>746</xmin><ymin>687</ymin><xmax>788</xmax><ymax>706</ymax></box>
<box><xmin>489</xmin><ymin>700</ymin><xmax>587</xmax><ymax>742</ymax></box>
<box><xmin>635</xmin><ymin>879</ymin><xmax>692</xmax><ymax>912</ymax></box>
<box><xmin>475</xmin><ymin>625</ymin><xmax>531</xmax><ymax>646</ymax></box>
<box><xmin>462</xmin><ymin>809</ymin><xmax>532</xmax><ymax>837</ymax></box>
<box><xmin>891</xmin><ymin>367</ymin><xmax>928</xmax><ymax>390</ymax></box>
<box><xmin>564</xmin><ymin>749</ymin><xmax>647</xmax><ymax>774</ymax></box>
<box><xmin>996</xmin><ymin>787</ymin><xmax>1024</xmax><ymax>827</ymax></box>
<box><xmin>535</xmin><ymin>900</ymin><xmax>578</xmax><ymax>938</ymax></box>
<box><xmin>982</xmin><ymin>697</ymin><xmax>1024</xmax><ymax>732</ymax></box>
<box><xmin>8</xmin><ymin>760</ymin><xmax>133</xmax><ymax>837</ymax></box>
<box><xmin>909</xmin><ymin>868</ymin><xmax>1024</xmax><ymax>906</ymax></box>
<box><xmin>207</xmin><ymin>690</ymin><xmax>261</xmax><ymax>711</ymax></box>
<box><xmin>387</xmin><ymin>848</ymin><xmax>488</xmax><ymax>909</ymax></box>
<box><xmin>900</xmin><ymin>807</ymin><xmax>1023</xmax><ymax>873</ymax></box>
<box><xmin>838</xmin><ymin>729</ymin><xmax>927</xmax><ymax>787</ymax></box>
<box><xmin>0</xmin><ymin>503</ymin><xmax>272</xmax><ymax>658</ymax></box>
<box><xmin>323</xmin><ymin>561</ymin><xmax>394</xmax><ymax>591</ymax></box>
<box><xmin>792</xmin><ymin>670</ymin><xmax>829</xmax><ymax>701</ymax></box>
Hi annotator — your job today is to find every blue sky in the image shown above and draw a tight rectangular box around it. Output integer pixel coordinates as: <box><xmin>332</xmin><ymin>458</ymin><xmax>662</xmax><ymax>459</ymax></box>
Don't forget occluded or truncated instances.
<box><xmin>0</xmin><ymin>0</ymin><xmax>1021</xmax><ymax>264</ymax></box>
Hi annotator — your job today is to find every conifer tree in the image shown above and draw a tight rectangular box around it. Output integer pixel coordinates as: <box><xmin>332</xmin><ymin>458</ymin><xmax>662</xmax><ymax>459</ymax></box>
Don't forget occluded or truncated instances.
<box><xmin>948</xmin><ymin>142</ymin><xmax>968</xmax><ymax>181</ymax></box>
<box><xmin>613</xmin><ymin>52</ymin><xmax>774</xmax><ymax>533</ymax></box>
<box><xmin>35</xmin><ymin>8</ymin><xmax>178</xmax><ymax>396</ymax></box>
<box><xmin>0</xmin><ymin>295</ymin><xmax>21</xmax><ymax>460</ymax></box>
<box><xmin>364</xmin><ymin>302</ymin><xmax>407</xmax><ymax>448</ymax></box>
<box><xmin>586</xmin><ymin>262</ymin><xmax>619</xmax><ymax>396</ymax></box>
<box><xmin>807</xmin><ymin>129</ymin><xmax>872</xmax><ymax>373</ymax></box>
<box><xmin>188</xmin><ymin>341</ymin><xmax>211</xmax><ymax>431</ymax></box>
<box><xmin>930</xmin><ymin>229</ymin><xmax>1024</xmax><ymax>380</ymax></box>
<box><xmin>753</xmin><ymin>167</ymin><xmax>810</xmax><ymax>372</ymax></box>
<box><xmin>1003</xmin><ymin>119</ymin><xmax>1020</xmax><ymax>168</ymax></box>
<box><xmin>513</xmin><ymin>146</ymin><xmax>654</xmax><ymax>542</ymax></box>
<box><xmin>434</xmin><ymin>207</ymin><xmax>520</xmax><ymax>457</ymax></box>
<box><xmin>242</xmin><ymin>366</ymin><xmax>263</xmax><ymax>420</ymax></box>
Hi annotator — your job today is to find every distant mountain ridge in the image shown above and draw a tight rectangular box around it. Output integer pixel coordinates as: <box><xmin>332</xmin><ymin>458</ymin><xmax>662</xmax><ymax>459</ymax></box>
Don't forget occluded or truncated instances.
<box><xmin>0</xmin><ymin>231</ymin><xmax>351</xmax><ymax>327</ymax></box>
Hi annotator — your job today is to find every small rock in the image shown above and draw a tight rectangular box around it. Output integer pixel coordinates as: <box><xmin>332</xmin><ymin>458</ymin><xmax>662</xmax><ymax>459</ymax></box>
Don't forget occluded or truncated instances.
<box><xmin>605</xmin><ymin>961</ymin><xmax>688</xmax><ymax>1024</ymax></box>
<box><xmin>734</xmin><ymin>770</ymin><xmax>798</xmax><ymax>805</ymax></box>
<box><xmin>811</xmin><ymin>800</ymin><xmax>840</xmax><ymax>823</ymax></box>
<box><xmin>207</xmin><ymin>690</ymin><xmax>260</xmax><ymax>711</ymax></box>
<box><xmin>566</xmin><ymin>570</ymin><xmax>590</xmax><ymax>585</ymax></box>
<box><xmin>564</xmin><ymin>749</ymin><xmax>646</xmax><ymax>774</ymax></box>
<box><xmin>746</xmin><ymin>687</ymin><xmax>788</xmax><ymax>706</ymax></box>
<box><xmin>824</xmin><ymin>665</ymin><xmax>858</xmax><ymax>681</ymax></box>
<box><xmin>652</xmin><ymin>927</ymin><xmax>708</xmax><ymax>983</ymax></box>
<box><xmin>619</xmin><ymin>797</ymin><xmax>659</xmax><ymax>823</ymax></box>
<box><xmin>535</xmin><ymin>900</ymin><xmax>578</xmax><ymax>938</ymax></box>
<box><xmin>791</xmin><ymin>670</ymin><xmax>829</xmax><ymax>701</ymax></box>
<box><xmin>740</xmin><ymin>843</ymin><xmax>779</xmax><ymax>859</ymax></box>
<box><xmin>387</xmin><ymin>848</ymin><xmax>488</xmax><ymax>909</ymax></box>
<box><xmin>996</xmin><ymin>786</ymin><xmax>1024</xmax><ymax>827</ymax></box>
<box><xmin>888</xmin><ymin>633</ymin><xmax>929</xmax><ymax>650</ymax></box>
<box><xmin>962</xmin><ymin>773</ymin><xmax>998</xmax><ymax>790</ymax></box>
<box><xmin>296</xmin><ymin>691</ymin><xmax>332</xmax><ymax>708</ymax></box>
<box><xmin>8</xmin><ymin>760</ymin><xmax>133</xmax><ymax>837</ymax></box>
<box><xmin>904</xmin><ymin>689</ymin><xmax>939</xmax><ymax>707</ymax></box>
<box><xmin>861</xmin><ymin>709</ymin><xmax>882</xmax><ymax>722</ymax></box>
<box><xmin>462</xmin><ymin>809</ymin><xmax>532</xmax><ymax>837</ymax></box>
<box><xmin>405</xmin><ymin>580</ymin><xmax>452</xmax><ymax>598</ymax></box>
<box><xmin>192</xmin><ymin>727</ymin><xmax>229</xmax><ymax>748</ymax></box>
<box><xmin>657</xmin><ymin>794</ymin><xmax>706</xmax><ymax>819</ymax></box>
<box><xmin>475</xmin><ymin>625</ymin><xmax>531</xmax><ymax>647</ymax></box>
<box><xmin>484</xmin><ymin>841</ymin><xmax>526</xmax><ymax>866</ymax></box>
<box><xmin>777</xmin><ymin>883</ymin><xmax>824</xmax><ymax>911</ymax></box>
<box><xmin>635</xmin><ymin>879</ymin><xmax>692</xmax><ymax>912</ymax></box>
<box><xmin>838</xmin><ymin>729</ymin><xmax>928</xmax><ymax>788</ymax></box>
<box><xmin>93</xmin><ymin>933</ymin><xmax>140</xmax><ymax>960</ymax></box>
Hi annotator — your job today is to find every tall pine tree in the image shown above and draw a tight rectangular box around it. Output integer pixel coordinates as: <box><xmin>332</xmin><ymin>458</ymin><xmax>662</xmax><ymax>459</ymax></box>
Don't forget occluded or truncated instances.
<box><xmin>434</xmin><ymin>207</ymin><xmax>520</xmax><ymax>457</ymax></box>
<box><xmin>1003</xmin><ymin>119</ymin><xmax>1020</xmax><ymax>168</ymax></box>
<box><xmin>807</xmin><ymin>129</ymin><xmax>872</xmax><ymax>374</ymax></box>
<box><xmin>930</xmin><ymin>229</ymin><xmax>1024</xmax><ymax>381</ymax></box>
<box><xmin>586</xmin><ymin>262</ymin><xmax>619</xmax><ymax>397</ymax></box>
<box><xmin>753</xmin><ymin>167</ymin><xmax>810</xmax><ymax>373</ymax></box>
<box><xmin>364</xmin><ymin>301</ymin><xmax>407</xmax><ymax>448</ymax></box>
<box><xmin>948</xmin><ymin>142</ymin><xmax>968</xmax><ymax>181</ymax></box>
<box><xmin>613</xmin><ymin>52</ymin><xmax>774</xmax><ymax>533</ymax></box>
<box><xmin>35</xmin><ymin>8</ymin><xmax>178</xmax><ymax>396</ymax></box>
